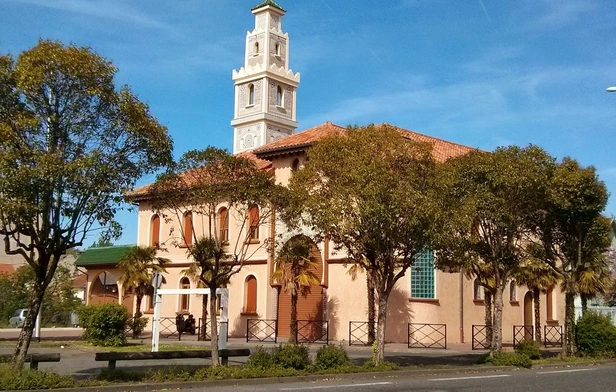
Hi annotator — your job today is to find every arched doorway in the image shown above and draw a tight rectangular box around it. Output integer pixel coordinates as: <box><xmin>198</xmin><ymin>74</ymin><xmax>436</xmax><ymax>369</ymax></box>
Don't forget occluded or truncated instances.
<box><xmin>275</xmin><ymin>236</ymin><xmax>325</xmax><ymax>339</ymax></box>
<box><xmin>523</xmin><ymin>291</ymin><xmax>533</xmax><ymax>340</ymax></box>
<box><xmin>89</xmin><ymin>271</ymin><xmax>120</xmax><ymax>305</ymax></box>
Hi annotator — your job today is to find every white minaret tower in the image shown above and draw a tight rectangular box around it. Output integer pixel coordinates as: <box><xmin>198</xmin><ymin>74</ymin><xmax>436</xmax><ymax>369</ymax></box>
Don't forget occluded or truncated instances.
<box><xmin>231</xmin><ymin>1</ymin><xmax>300</xmax><ymax>154</ymax></box>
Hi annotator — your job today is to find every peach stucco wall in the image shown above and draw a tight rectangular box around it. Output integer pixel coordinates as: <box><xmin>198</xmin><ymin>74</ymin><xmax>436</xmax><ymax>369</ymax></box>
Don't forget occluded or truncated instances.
<box><xmin>127</xmin><ymin>150</ymin><xmax>566</xmax><ymax>344</ymax></box>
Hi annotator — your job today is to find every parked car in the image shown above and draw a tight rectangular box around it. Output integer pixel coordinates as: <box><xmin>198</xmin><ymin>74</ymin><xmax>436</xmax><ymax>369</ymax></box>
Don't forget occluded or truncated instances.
<box><xmin>8</xmin><ymin>308</ymin><xmax>28</xmax><ymax>328</ymax></box>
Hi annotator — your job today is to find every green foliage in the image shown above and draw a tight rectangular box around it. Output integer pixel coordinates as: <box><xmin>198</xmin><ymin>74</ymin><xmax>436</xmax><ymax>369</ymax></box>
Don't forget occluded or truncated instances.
<box><xmin>0</xmin><ymin>265</ymin><xmax>80</xmax><ymax>327</ymax></box>
<box><xmin>127</xmin><ymin>316</ymin><xmax>148</xmax><ymax>338</ymax></box>
<box><xmin>435</xmin><ymin>145</ymin><xmax>557</xmax><ymax>352</ymax></box>
<box><xmin>485</xmin><ymin>351</ymin><xmax>533</xmax><ymax>368</ymax></box>
<box><xmin>575</xmin><ymin>311</ymin><xmax>616</xmax><ymax>357</ymax></box>
<box><xmin>272</xmin><ymin>343</ymin><xmax>312</xmax><ymax>370</ymax></box>
<box><xmin>149</xmin><ymin>146</ymin><xmax>285</xmax><ymax>359</ymax></box>
<box><xmin>315</xmin><ymin>344</ymin><xmax>353</xmax><ymax>370</ymax></box>
<box><xmin>0</xmin><ymin>364</ymin><xmax>76</xmax><ymax>390</ymax></box>
<box><xmin>195</xmin><ymin>365</ymin><xmax>299</xmax><ymax>380</ymax></box>
<box><xmin>515</xmin><ymin>340</ymin><xmax>542</xmax><ymax>360</ymax></box>
<box><xmin>245</xmin><ymin>345</ymin><xmax>274</xmax><ymax>369</ymax></box>
<box><xmin>78</xmin><ymin>302</ymin><xmax>129</xmax><ymax>346</ymax></box>
<box><xmin>0</xmin><ymin>39</ymin><xmax>172</xmax><ymax>363</ymax></box>
<box><xmin>285</xmin><ymin>124</ymin><xmax>442</xmax><ymax>364</ymax></box>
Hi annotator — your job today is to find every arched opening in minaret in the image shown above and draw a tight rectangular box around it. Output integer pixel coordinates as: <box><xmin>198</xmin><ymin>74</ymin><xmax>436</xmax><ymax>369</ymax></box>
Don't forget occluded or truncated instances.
<box><xmin>275</xmin><ymin>43</ymin><xmax>281</xmax><ymax>56</ymax></box>
<box><xmin>276</xmin><ymin>85</ymin><xmax>283</xmax><ymax>107</ymax></box>
<box><xmin>248</xmin><ymin>84</ymin><xmax>255</xmax><ymax>106</ymax></box>
<box><xmin>254</xmin><ymin>42</ymin><xmax>259</xmax><ymax>55</ymax></box>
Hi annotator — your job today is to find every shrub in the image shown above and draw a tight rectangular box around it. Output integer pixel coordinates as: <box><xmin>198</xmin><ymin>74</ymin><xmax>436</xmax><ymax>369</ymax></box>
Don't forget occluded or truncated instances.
<box><xmin>315</xmin><ymin>344</ymin><xmax>353</xmax><ymax>370</ymax></box>
<box><xmin>78</xmin><ymin>302</ymin><xmax>129</xmax><ymax>347</ymax></box>
<box><xmin>488</xmin><ymin>351</ymin><xmax>532</xmax><ymax>368</ymax></box>
<box><xmin>127</xmin><ymin>316</ymin><xmax>148</xmax><ymax>339</ymax></box>
<box><xmin>272</xmin><ymin>344</ymin><xmax>312</xmax><ymax>370</ymax></box>
<box><xmin>575</xmin><ymin>310</ymin><xmax>616</xmax><ymax>357</ymax></box>
<box><xmin>245</xmin><ymin>346</ymin><xmax>274</xmax><ymax>369</ymax></box>
<box><xmin>0</xmin><ymin>364</ymin><xmax>76</xmax><ymax>390</ymax></box>
<box><xmin>515</xmin><ymin>339</ymin><xmax>542</xmax><ymax>360</ymax></box>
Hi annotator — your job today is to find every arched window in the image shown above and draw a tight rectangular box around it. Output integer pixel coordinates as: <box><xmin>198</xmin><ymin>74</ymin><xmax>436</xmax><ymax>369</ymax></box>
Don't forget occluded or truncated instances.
<box><xmin>509</xmin><ymin>281</ymin><xmax>517</xmax><ymax>302</ymax></box>
<box><xmin>248</xmin><ymin>205</ymin><xmax>259</xmax><ymax>240</ymax></box>
<box><xmin>254</xmin><ymin>42</ymin><xmax>259</xmax><ymax>55</ymax></box>
<box><xmin>248</xmin><ymin>84</ymin><xmax>255</xmax><ymax>106</ymax></box>
<box><xmin>291</xmin><ymin>158</ymin><xmax>300</xmax><ymax>172</ymax></box>
<box><xmin>473</xmin><ymin>279</ymin><xmax>484</xmax><ymax>301</ymax></box>
<box><xmin>150</xmin><ymin>214</ymin><xmax>160</xmax><ymax>248</ymax></box>
<box><xmin>180</xmin><ymin>277</ymin><xmax>191</xmax><ymax>312</ymax></box>
<box><xmin>275</xmin><ymin>43</ymin><xmax>280</xmax><ymax>56</ymax></box>
<box><xmin>182</xmin><ymin>211</ymin><xmax>193</xmax><ymax>247</ymax></box>
<box><xmin>276</xmin><ymin>85</ymin><xmax>283</xmax><ymax>106</ymax></box>
<box><xmin>219</xmin><ymin>207</ymin><xmax>229</xmax><ymax>243</ymax></box>
<box><xmin>244</xmin><ymin>275</ymin><xmax>257</xmax><ymax>314</ymax></box>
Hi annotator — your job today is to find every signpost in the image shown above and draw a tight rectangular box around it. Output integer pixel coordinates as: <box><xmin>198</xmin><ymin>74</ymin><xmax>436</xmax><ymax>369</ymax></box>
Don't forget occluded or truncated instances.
<box><xmin>150</xmin><ymin>272</ymin><xmax>163</xmax><ymax>352</ymax></box>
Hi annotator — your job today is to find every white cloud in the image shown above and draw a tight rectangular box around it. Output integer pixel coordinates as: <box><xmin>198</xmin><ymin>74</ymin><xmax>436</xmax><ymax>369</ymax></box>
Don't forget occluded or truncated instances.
<box><xmin>10</xmin><ymin>0</ymin><xmax>168</xmax><ymax>30</ymax></box>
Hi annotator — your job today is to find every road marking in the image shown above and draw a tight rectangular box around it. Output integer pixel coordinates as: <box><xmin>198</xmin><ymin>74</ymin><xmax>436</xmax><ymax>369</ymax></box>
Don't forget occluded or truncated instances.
<box><xmin>430</xmin><ymin>374</ymin><xmax>511</xmax><ymax>381</ymax></box>
<box><xmin>280</xmin><ymin>382</ymin><xmax>393</xmax><ymax>390</ymax></box>
<box><xmin>537</xmin><ymin>368</ymin><xmax>595</xmax><ymax>374</ymax></box>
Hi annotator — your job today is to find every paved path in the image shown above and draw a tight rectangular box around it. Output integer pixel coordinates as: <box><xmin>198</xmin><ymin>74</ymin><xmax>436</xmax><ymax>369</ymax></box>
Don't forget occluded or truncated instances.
<box><xmin>0</xmin><ymin>327</ymin><xmax>501</xmax><ymax>379</ymax></box>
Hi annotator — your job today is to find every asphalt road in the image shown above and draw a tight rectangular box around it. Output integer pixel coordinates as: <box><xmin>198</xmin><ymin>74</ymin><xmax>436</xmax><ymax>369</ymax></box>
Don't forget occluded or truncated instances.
<box><xmin>181</xmin><ymin>363</ymin><xmax>616</xmax><ymax>392</ymax></box>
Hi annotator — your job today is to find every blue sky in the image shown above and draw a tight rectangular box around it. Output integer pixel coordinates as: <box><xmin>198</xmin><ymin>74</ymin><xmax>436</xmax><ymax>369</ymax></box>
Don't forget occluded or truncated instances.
<box><xmin>2</xmin><ymin>0</ymin><xmax>616</xmax><ymax>247</ymax></box>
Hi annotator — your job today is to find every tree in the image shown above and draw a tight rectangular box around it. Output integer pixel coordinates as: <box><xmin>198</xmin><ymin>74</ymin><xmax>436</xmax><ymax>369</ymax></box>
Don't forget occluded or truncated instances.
<box><xmin>117</xmin><ymin>246</ymin><xmax>169</xmax><ymax>338</ymax></box>
<box><xmin>284</xmin><ymin>124</ymin><xmax>441</xmax><ymax>365</ymax></box>
<box><xmin>146</xmin><ymin>147</ymin><xmax>284</xmax><ymax>366</ymax></box>
<box><xmin>434</xmin><ymin>145</ymin><xmax>555</xmax><ymax>354</ymax></box>
<box><xmin>513</xmin><ymin>251</ymin><xmax>559</xmax><ymax>342</ymax></box>
<box><xmin>531</xmin><ymin>158</ymin><xmax>610</xmax><ymax>357</ymax></box>
<box><xmin>271</xmin><ymin>235</ymin><xmax>320</xmax><ymax>344</ymax></box>
<box><xmin>0</xmin><ymin>40</ymin><xmax>172</xmax><ymax>368</ymax></box>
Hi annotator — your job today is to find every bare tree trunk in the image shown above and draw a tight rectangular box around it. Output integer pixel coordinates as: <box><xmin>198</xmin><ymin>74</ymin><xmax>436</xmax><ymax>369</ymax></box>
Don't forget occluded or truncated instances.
<box><xmin>491</xmin><ymin>284</ymin><xmax>504</xmax><ymax>354</ymax></box>
<box><xmin>209</xmin><ymin>286</ymin><xmax>219</xmax><ymax>366</ymax></box>
<box><xmin>133</xmin><ymin>293</ymin><xmax>144</xmax><ymax>339</ymax></box>
<box><xmin>563</xmin><ymin>290</ymin><xmax>576</xmax><ymax>357</ymax></box>
<box><xmin>484</xmin><ymin>290</ymin><xmax>493</xmax><ymax>348</ymax></box>
<box><xmin>374</xmin><ymin>291</ymin><xmax>389</xmax><ymax>366</ymax></box>
<box><xmin>12</xmin><ymin>283</ymin><xmax>45</xmax><ymax>370</ymax></box>
<box><xmin>367</xmin><ymin>271</ymin><xmax>375</xmax><ymax>344</ymax></box>
<box><xmin>200</xmin><ymin>294</ymin><xmax>207</xmax><ymax>341</ymax></box>
<box><xmin>290</xmin><ymin>293</ymin><xmax>298</xmax><ymax>344</ymax></box>
<box><xmin>581</xmin><ymin>294</ymin><xmax>588</xmax><ymax>315</ymax></box>
<box><xmin>533</xmin><ymin>287</ymin><xmax>542</xmax><ymax>343</ymax></box>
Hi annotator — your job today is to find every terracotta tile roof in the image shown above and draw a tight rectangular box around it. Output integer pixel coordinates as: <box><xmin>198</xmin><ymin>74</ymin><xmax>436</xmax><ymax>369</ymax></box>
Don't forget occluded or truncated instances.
<box><xmin>125</xmin><ymin>152</ymin><xmax>272</xmax><ymax>201</ymax></box>
<box><xmin>0</xmin><ymin>264</ymin><xmax>14</xmax><ymax>275</ymax></box>
<box><xmin>72</xmin><ymin>273</ymin><xmax>88</xmax><ymax>288</ymax></box>
<box><xmin>253</xmin><ymin>121</ymin><xmax>477</xmax><ymax>162</ymax></box>
<box><xmin>253</xmin><ymin>121</ymin><xmax>347</xmax><ymax>157</ymax></box>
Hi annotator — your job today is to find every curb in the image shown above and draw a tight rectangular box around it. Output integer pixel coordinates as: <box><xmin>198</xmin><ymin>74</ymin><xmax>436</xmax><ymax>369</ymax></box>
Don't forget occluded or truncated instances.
<box><xmin>17</xmin><ymin>360</ymin><xmax>613</xmax><ymax>392</ymax></box>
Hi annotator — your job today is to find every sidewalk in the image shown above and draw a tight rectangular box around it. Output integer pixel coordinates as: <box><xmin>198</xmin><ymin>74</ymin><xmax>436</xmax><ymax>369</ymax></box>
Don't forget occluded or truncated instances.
<box><xmin>0</xmin><ymin>328</ymin><xmax>490</xmax><ymax>379</ymax></box>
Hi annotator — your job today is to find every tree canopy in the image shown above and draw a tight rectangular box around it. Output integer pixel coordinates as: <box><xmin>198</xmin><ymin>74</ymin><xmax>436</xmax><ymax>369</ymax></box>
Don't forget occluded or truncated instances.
<box><xmin>434</xmin><ymin>145</ymin><xmax>556</xmax><ymax>353</ymax></box>
<box><xmin>0</xmin><ymin>40</ymin><xmax>172</xmax><ymax>366</ymax></box>
<box><xmin>285</xmin><ymin>124</ymin><xmax>441</xmax><ymax>364</ymax></box>
<box><xmin>147</xmin><ymin>146</ymin><xmax>285</xmax><ymax>365</ymax></box>
<box><xmin>530</xmin><ymin>158</ymin><xmax>610</xmax><ymax>356</ymax></box>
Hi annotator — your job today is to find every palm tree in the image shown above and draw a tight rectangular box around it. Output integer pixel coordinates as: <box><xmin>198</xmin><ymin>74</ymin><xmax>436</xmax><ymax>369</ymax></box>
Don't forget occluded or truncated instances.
<box><xmin>181</xmin><ymin>262</ymin><xmax>212</xmax><ymax>341</ymax></box>
<box><xmin>271</xmin><ymin>236</ymin><xmax>320</xmax><ymax>344</ymax></box>
<box><xmin>577</xmin><ymin>256</ymin><xmax>612</xmax><ymax>313</ymax></box>
<box><xmin>513</xmin><ymin>256</ymin><xmax>559</xmax><ymax>343</ymax></box>
<box><xmin>117</xmin><ymin>246</ymin><xmax>169</xmax><ymax>338</ymax></box>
